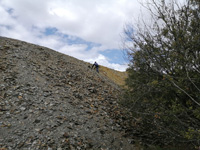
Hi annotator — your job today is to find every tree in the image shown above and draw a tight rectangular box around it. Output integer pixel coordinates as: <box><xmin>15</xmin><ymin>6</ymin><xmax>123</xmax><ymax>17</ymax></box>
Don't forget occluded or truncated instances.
<box><xmin>122</xmin><ymin>0</ymin><xmax>200</xmax><ymax>147</ymax></box>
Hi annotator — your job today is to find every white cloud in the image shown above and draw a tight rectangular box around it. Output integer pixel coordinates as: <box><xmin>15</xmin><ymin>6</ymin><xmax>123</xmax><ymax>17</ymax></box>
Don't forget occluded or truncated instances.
<box><xmin>0</xmin><ymin>0</ymin><xmax>144</xmax><ymax>71</ymax></box>
<box><xmin>86</xmin><ymin>54</ymin><xmax>128</xmax><ymax>72</ymax></box>
<box><xmin>58</xmin><ymin>44</ymin><xmax>88</xmax><ymax>58</ymax></box>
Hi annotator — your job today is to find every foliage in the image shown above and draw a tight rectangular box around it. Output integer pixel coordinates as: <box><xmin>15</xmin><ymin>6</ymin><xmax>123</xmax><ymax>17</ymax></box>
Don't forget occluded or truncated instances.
<box><xmin>122</xmin><ymin>0</ymin><xmax>200</xmax><ymax>148</ymax></box>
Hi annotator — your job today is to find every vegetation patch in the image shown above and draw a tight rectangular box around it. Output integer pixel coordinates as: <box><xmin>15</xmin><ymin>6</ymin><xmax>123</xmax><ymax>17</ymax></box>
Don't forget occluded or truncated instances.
<box><xmin>121</xmin><ymin>0</ymin><xmax>200</xmax><ymax>149</ymax></box>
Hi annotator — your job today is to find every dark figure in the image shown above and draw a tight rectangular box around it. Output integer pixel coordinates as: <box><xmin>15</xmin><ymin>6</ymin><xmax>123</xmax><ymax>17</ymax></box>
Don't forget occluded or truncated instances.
<box><xmin>92</xmin><ymin>61</ymin><xmax>99</xmax><ymax>73</ymax></box>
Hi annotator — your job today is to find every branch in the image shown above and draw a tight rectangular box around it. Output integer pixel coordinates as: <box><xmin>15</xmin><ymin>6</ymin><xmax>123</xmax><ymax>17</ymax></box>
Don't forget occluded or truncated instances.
<box><xmin>186</xmin><ymin>69</ymin><xmax>200</xmax><ymax>92</ymax></box>
<box><xmin>170</xmin><ymin>79</ymin><xmax>200</xmax><ymax>106</ymax></box>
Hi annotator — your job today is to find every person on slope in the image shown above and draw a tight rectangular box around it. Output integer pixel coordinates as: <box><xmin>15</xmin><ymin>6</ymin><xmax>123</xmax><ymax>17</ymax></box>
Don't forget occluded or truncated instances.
<box><xmin>91</xmin><ymin>61</ymin><xmax>99</xmax><ymax>73</ymax></box>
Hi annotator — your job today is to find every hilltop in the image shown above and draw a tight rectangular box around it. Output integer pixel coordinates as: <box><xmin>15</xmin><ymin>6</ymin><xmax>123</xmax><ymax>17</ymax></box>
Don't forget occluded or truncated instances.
<box><xmin>0</xmin><ymin>37</ymin><xmax>135</xmax><ymax>150</ymax></box>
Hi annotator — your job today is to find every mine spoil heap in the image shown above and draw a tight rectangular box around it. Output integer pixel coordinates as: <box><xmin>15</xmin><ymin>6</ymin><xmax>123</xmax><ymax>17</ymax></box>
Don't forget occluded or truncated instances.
<box><xmin>0</xmin><ymin>37</ymin><xmax>135</xmax><ymax>150</ymax></box>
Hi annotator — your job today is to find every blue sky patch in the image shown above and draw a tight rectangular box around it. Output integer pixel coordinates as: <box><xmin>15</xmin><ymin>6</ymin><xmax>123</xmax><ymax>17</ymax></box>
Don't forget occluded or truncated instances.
<box><xmin>44</xmin><ymin>27</ymin><xmax>101</xmax><ymax>50</ymax></box>
<box><xmin>6</xmin><ymin>8</ymin><xmax>14</xmax><ymax>15</ymax></box>
<box><xmin>62</xmin><ymin>34</ymin><xmax>101</xmax><ymax>50</ymax></box>
<box><xmin>44</xmin><ymin>27</ymin><xmax>58</xmax><ymax>35</ymax></box>
<box><xmin>100</xmin><ymin>49</ymin><xmax>127</xmax><ymax>64</ymax></box>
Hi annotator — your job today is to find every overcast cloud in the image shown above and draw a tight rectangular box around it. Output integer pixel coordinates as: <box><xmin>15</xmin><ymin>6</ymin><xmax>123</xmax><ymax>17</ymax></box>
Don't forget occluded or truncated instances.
<box><xmin>0</xmin><ymin>0</ymin><xmax>145</xmax><ymax>71</ymax></box>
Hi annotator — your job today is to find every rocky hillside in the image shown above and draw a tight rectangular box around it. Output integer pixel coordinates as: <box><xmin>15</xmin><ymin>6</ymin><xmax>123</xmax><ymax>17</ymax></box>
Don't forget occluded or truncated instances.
<box><xmin>0</xmin><ymin>37</ymin><xmax>135</xmax><ymax>150</ymax></box>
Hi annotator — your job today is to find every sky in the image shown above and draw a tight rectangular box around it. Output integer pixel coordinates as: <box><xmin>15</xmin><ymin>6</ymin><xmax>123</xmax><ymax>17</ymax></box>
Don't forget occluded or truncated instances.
<box><xmin>0</xmin><ymin>0</ymin><xmax>147</xmax><ymax>71</ymax></box>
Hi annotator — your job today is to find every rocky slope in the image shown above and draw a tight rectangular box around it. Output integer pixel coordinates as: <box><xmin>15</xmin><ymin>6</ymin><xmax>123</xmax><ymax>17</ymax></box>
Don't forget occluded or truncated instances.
<box><xmin>0</xmin><ymin>37</ymin><xmax>135</xmax><ymax>150</ymax></box>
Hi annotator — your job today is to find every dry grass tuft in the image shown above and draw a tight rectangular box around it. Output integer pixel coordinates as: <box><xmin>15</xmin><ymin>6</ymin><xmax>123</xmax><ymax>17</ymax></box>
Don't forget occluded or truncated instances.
<box><xmin>99</xmin><ymin>65</ymin><xmax>127</xmax><ymax>86</ymax></box>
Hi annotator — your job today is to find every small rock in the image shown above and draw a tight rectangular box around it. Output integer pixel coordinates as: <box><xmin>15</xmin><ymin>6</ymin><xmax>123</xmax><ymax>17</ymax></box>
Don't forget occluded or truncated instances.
<box><xmin>34</xmin><ymin>119</ymin><xmax>40</xmax><ymax>123</ymax></box>
<box><xmin>20</xmin><ymin>107</ymin><xmax>26</xmax><ymax>111</ymax></box>
<box><xmin>47</xmin><ymin>147</ymin><xmax>53</xmax><ymax>150</ymax></box>
<box><xmin>55</xmin><ymin>90</ymin><xmax>59</xmax><ymax>94</ymax></box>
<box><xmin>63</xmin><ymin>132</ymin><xmax>70</xmax><ymax>138</ymax></box>
<box><xmin>35</xmin><ymin>128</ymin><xmax>41</xmax><ymax>132</ymax></box>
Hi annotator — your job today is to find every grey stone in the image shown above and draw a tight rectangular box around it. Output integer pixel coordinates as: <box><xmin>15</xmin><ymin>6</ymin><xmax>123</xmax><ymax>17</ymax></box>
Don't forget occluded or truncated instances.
<box><xmin>20</xmin><ymin>107</ymin><xmax>26</xmax><ymax>111</ymax></box>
